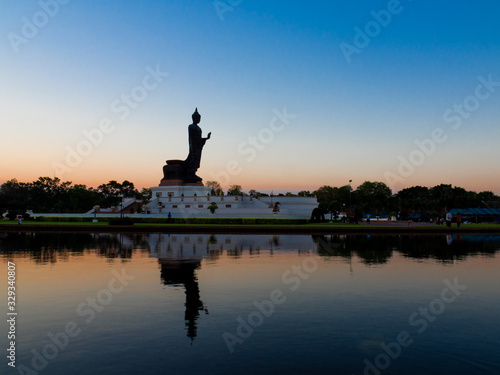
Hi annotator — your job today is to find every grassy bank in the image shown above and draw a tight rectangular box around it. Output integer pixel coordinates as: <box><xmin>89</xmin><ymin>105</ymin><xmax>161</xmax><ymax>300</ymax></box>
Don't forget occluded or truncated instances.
<box><xmin>1</xmin><ymin>220</ymin><xmax>499</xmax><ymax>235</ymax></box>
<box><xmin>7</xmin><ymin>217</ymin><xmax>310</xmax><ymax>225</ymax></box>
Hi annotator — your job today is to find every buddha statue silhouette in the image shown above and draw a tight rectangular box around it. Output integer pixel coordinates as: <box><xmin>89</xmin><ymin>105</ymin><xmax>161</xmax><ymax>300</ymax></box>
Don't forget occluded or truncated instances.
<box><xmin>184</xmin><ymin>108</ymin><xmax>211</xmax><ymax>183</ymax></box>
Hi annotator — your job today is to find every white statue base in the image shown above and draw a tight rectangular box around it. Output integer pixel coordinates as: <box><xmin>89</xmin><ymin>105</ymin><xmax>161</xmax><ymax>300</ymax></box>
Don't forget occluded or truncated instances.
<box><xmin>145</xmin><ymin>185</ymin><xmax>318</xmax><ymax>218</ymax></box>
<box><xmin>151</xmin><ymin>185</ymin><xmax>212</xmax><ymax>199</ymax></box>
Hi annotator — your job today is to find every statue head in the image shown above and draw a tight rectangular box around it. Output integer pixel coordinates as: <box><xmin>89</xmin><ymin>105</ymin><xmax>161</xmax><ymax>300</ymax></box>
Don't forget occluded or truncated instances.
<box><xmin>192</xmin><ymin>108</ymin><xmax>201</xmax><ymax>124</ymax></box>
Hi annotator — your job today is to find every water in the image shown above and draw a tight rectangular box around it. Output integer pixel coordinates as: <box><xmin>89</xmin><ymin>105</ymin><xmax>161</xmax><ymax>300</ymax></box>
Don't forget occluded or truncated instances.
<box><xmin>1</xmin><ymin>232</ymin><xmax>499</xmax><ymax>375</ymax></box>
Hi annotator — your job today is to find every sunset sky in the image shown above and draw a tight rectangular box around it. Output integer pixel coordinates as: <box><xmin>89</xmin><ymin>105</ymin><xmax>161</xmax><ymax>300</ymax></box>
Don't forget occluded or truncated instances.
<box><xmin>1</xmin><ymin>1</ymin><xmax>499</xmax><ymax>194</ymax></box>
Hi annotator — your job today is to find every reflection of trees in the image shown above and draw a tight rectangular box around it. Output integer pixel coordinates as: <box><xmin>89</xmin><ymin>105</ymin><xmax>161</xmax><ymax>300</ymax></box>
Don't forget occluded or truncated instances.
<box><xmin>0</xmin><ymin>232</ymin><xmax>88</xmax><ymax>264</ymax></box>
<box><xmin>2</xmin><ymin>232</ymin><xmax>498</xmax><ymax>267</ymax></box>
<box><xmin>227</xmin><ymin>246</ymin><xmax>243</xmax><ymax>259</ymax></box>
<box><xmin>270</xmin><ymin>235</ymin><xmax>280</xmax><ymax>247</ymax></box>
<box><xmin>249</xmin><ymin>245</ymin><xmax>260</xmax><ymax>257</ymax></box>
<box><xmin>95</xmin><ymin>234</ymin><xmax>135</xmax><ymax>260</ymax></box>
<box><xmin>398</xmin><ymin>235</ymin><xmax>499</xmax><ymax>262</ymax></box>
<box><xmin>0</xmin><ymin>232</ymin><xmax>151</xmax><ymax>264</ymax></box>
<box><xmin>312</xmin><ymin>235</ymin><xmax>500</xmax><ymax>265</ymax></box>
<box><xmin>159</xmin><ymin>260</ymin><xmax>208</xmax><ymax>341</ymax></box>
<box><xmin>92</xmin><ymin>233</ymin><xmax>151</xmax><ymax>260</ymax></box>
<box><xmin>312</xmin><ymin>235</ymin><xmax>394</xmax><ymax>265</ymax></box>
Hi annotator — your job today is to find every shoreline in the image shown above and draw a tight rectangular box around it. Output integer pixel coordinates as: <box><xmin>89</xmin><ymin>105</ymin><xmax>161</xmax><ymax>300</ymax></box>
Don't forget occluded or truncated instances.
<box><xmin>2</xmin><ymin>223</ymin><xmax>500</xmax><ymax>235</ymax></box>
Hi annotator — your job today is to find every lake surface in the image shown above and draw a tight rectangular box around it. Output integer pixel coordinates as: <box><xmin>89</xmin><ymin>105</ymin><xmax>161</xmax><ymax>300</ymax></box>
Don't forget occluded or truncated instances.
<box><xmin>1</xmin><ymin>232</ymin><xmax>499</xmax><ymax>375</ymax></box>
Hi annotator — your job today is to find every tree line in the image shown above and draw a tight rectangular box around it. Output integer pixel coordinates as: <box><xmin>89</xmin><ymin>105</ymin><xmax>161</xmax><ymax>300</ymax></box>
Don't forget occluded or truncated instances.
<box><xmin>209</xmin><ymin>180</ymin><xmax>500</xmax><ymax>219</ymax></box>
<box><xmin>1</xmin><ymin>177</ymin><xmax>499</xmax><ymax>219</ymax></box>
<box><xmin>312</xmin><ymin>181</ymin><xmax>500</xmax><ymax>219</ymax></box>
<box><xmin>0</xmin><ymin>177</ymin><xmax>152</xmax><ymax>217</ymax></box>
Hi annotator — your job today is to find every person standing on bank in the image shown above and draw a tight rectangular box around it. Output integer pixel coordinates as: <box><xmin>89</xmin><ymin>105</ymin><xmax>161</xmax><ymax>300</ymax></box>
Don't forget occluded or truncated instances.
<box><xmin>446</xmin><ymin>211</ymin><xmax>452</xmax><ymax>228</ymax></box>
<box><xmin>456</xmin><ymin>212</ymin><xmax>462</xmax><ymax>228</ymax></box>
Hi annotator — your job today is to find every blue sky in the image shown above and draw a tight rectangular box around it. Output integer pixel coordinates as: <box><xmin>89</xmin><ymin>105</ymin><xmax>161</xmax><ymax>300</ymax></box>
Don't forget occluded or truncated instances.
<box><xmin>1</xmin><ymin>0</ymin><xmax>499</xmax><ymax>193</ymax></box>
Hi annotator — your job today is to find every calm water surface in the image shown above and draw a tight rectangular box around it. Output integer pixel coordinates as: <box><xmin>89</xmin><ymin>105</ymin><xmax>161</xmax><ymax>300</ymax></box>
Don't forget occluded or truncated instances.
<box><xmin>1</xmin><ymin>232</ymin><xmax>499</xmax><ymax>375</ymax></box>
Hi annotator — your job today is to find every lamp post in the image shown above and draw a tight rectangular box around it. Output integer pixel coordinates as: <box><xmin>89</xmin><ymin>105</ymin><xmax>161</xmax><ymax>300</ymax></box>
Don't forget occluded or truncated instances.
<box><xmin>118</xmin><ymin>194</ymin><xmax>124</xmax><ymax>219</ymax></box>
<box><xmin>349</xmin><ymin>180</ymin><xmax>352</xmax><ymax>211</ymax></box>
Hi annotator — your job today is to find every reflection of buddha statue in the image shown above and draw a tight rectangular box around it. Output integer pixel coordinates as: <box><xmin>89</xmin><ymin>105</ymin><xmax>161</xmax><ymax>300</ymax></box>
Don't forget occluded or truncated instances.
<box><xmin>159</xmin><ymin>260</ymin><xmax>208</xmax><ymax>341</ymax></box>
<box><xmin>184</xmin><ymin>108</ymin><xmax>211</xmax><ymax>183</ymax></box>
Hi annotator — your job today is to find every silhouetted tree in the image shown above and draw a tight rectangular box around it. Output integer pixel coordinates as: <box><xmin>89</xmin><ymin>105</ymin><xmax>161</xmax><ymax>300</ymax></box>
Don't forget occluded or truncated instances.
<box><xmin>96</xmin><ymin>180</ymin><xmax>139</xmax><ymax>207</ymax></box>
<box><xmin>298</xmin><ymin>190</ymin><xmax>313</xmax><ymax>197</ymax></box>
<box><xmin>227</xmin><ymin>184</ymin><xmax>242</xmax><ymax>195</ymax></box>
<box><xmin>313</xmin><ymin>185</ymin><xmax>339</xmax><ymax>211</ymax></box>
<box><xmin>206</xmin><ymin>181</ymin><xmax>222</xmax><ymax>196</ymax></box>
<box><xmin>355</xmin><ymin>181</ymin><xmax>392</xmax><ymax>213</ymax></box>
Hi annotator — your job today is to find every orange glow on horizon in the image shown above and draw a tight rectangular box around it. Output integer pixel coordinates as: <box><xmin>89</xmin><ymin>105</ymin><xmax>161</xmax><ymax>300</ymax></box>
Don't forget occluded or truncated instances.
<box><xmin>1</xmin><ymin>158</ymin><xmax>499</xmax><ymax>195</ymax></box>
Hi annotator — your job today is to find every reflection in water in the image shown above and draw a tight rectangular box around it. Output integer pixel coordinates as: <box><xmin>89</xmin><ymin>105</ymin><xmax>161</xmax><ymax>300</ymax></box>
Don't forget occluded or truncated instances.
<box><xmin>1</xmin><ymin>231</ymin><xmax>500</xmax><ymax>374</ymax></box>
<box><xmin>312</xmin><ymin>234</ymin><xmax>500</xmax><ymax>264</ymax></box>
<box><xmin>1</xmin><ymin>232</ymin><xmax>499</xmax><ymax>267</ymax></box>
<box><xmin>159</xmin><ymin>259</ymin><xmax>208</xmax><ymax>341</ymax></box>
<box><xmin>0</xmin><ymin>232</ymin><xmax>149</xmax><ymax>263</ymax></box>
<box><xmin>2</xmin><ymin>232</ymin><xmax>500</xmax><ymax>342</ymax></box>
<box><xmin>313</xmin><ymin>234</ymin><xmax>394</xmax><ymax>265</ymax></box>
<box><xmin>2</xmin><ymin>232</ymin><xmax>499</xmax><ymax>343</ymax></box>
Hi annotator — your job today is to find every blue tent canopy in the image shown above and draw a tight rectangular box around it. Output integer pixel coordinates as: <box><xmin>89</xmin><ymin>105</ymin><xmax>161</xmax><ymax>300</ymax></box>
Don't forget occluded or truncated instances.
<box><xmin>450</xmin><ymin>208</ymin><xmax>500</xmax><ymax>215</ymax></box>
